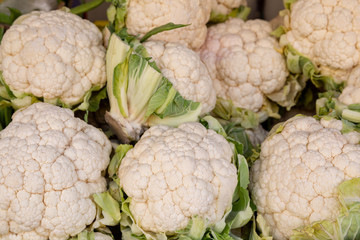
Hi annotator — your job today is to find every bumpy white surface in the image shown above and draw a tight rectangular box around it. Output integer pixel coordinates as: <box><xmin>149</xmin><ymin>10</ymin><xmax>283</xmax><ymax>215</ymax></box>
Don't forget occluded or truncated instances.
<box><xmin>0</xmin><ymin>103</ymin><xmax>112</xmax><ymax>240</ymax></box>
<box><xmin>199</xmin><ymin>18</ymin><xmax>288</xmax><ymax>112</ymax></box>
<box><xmin>250</xmin><ymin>116</ymin><xmax>360</xmax><ymax>239</ymax></box>
<box><xmin>339</xmin><ymin>66</ymin><xmax>360</xmax><ymax>105</ymax></box>
<box><xmin>126</xmin><ymin>0</ymin><xmax>211</xmax><ymax>50</ymax></box>
<box><xmin>118</xmin><ymin>122</ymin><xmax>237</xmax><ymax>233</ymax></box>
<box><xmin>144</xmin><ymin>41</ymin><xmax>216</xmax><ymax>115</ymax></box>
<box><xmin>283</xmin><ymin>0</ymin><xmax>360</xmax><ymax>83</ymax></box>
<box><xmin>0</xmin><ymin>10</ymin><xmax>106</xmax><ymax>106</ymax></box>
<box><xmin>211</xmin><ymin>0</ymin><xmax>247</xmax><ymax>15</ymax></box>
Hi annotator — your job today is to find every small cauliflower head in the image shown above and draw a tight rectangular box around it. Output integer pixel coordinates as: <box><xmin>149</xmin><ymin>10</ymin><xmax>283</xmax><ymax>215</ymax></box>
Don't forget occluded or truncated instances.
<box><xmin>283</xmin><ymin>0</ymin><xmax>360</xmax><ymax>83</ymax></box>
<box><xmin>211</xmin><ymin>0</ymin><xmax>247</xmax><ymax>15</ymax></box>
<box><xmin>126</xmin><ymin>0</ymin><xmax>211</xmax><ymax>50</ymax></box>
<box><xmin>250</xmin><ymin>116</ymin><xmax>360</xmax><ymax>240</ymax></box>
<box><xmin>199</xmin><ymin>18</ymin><xmax>288</xmax><ymax>113</ymax></box>
<box><xmin>0</xmin><ymin>102</ymin><xmax>112</xmax><ymax>240</ymax></box>
<box><xmin>118</xmin><ymin>122</ymin><xmax>237</xmax><ymax>233</ymax></box>
<box><xmin>0</xmin><ymin>10</ymin><xmax>106</xmax><ymax>106</ymax></box>
<box><xmin>144</xmin><ymin>41</ymin><xmax>216</xmax><ymax>115</ymax></box>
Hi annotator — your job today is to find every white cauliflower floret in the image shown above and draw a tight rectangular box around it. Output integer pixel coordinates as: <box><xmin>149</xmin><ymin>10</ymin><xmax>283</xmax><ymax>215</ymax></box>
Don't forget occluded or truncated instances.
<box><xmin>0</xmin><ymin>10</ymin><xmax>106</xmax><ymax>106</ymax></box>
<box><xmin>283</xmin><ymin>0</ymin><xmax>360</xmax><ymax>83</ymax></box>
<box><xmin>339</xmin><ymin>66</ymin><xmax>360</xmax><ymax>105</ymax></box>
<box><xmin>118</xmin><ymin>122</ymin><xmax>237</xmax><ymax>233</ymax></box>
<box><xmin>0</xmin><ymin>103</ymin><xmax>112</xmax><ymax>240</ymax></box>
<box><xmin>199</xmin><ymin>18</ymin><xmax>288</xmax><ymax>112</ymax></box>
<box><xmin>250</xmin><ymin>116</ymin><xmax>360</xmax><ymax>240</ymax></box>
<box><xmin>211</xmin><ymin>0</ymin><xmax>247</xmax><ymax>15</ymax></box>
<box><xmin>126</xmin><ymin>0</ymin><xmax>211</xmax><ymax>50</ymax></box>
<box><xmin>144</xmin><ymin>41</ymin><xmax>216</xmax><ymax>114</ymax></box>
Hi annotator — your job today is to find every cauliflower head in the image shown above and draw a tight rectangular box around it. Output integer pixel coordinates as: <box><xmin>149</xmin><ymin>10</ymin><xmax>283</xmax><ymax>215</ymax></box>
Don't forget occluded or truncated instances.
<box><xmin>199</xmin><ymin>18</ymin><xmax>288</xmax><ymax>112</ymax></box>
<box><xmin>283</xmin><ymin>0</ymin><xmax>360</xmax><ymax>83</ymax></box>
<box><xmin>144</xmin><ymin>41</ymin><xmax>216</xmax><ymax>115</ymax></box>
<box><xmin>211</xmin><ymin>0</ymin><xmax>247</xmax><ymax>15</ymax></box>
<box><xmin>0</xmin><ymin>10</ymin><xmax>106</xmax><ymax>106</ymax></box>
<box><xmin>118</xmin><ymin>122</ymin><xmax>237</xmax><ymax>233</ymax></box>
<box><xmin>250</xmin><ymin>116</ymin><xmax>360</xmax><ymax>240</ymax></box>
<box><xmin>0</xmin><ymin>102</ymin><xmax>112</xmax><ymax>240</ymax></box>
<box><xmin>126</xmin><ymin>0</ymin><xmax>211</xmax><ymax>50</ymax></box>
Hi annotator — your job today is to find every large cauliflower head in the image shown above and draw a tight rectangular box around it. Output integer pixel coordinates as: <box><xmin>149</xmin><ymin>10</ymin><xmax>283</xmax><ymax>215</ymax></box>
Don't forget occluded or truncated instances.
<box><xmin>126</xmin><ymin>0</ymin><xmax>211</xmax><ymax>50</ymax></box>
<box><xmin>211</xmin><ymin>0</ymin><xmax>247</xmax><ymax>15</ymax></box>
<box><xmin>0</xmin><ymin>103</ymin><xmax>112</xmax><ymax>240</ymax></box>
<box><xmin>144</xmin><ymin>41</ymin><xmax>216</xmax><ymax>115</ymax></box>
<box><xmin>118</xmin><ymin>122</ymin><xmax>237</xmax><ymax>233</ymax></box>
<box><xmin>283</xmin><ymin>0</ymin><xmax>360</xmax><ymax>83</ymax></box>
<box><xmin>199</xmin><ymin>18</ymin><xmax>288</xmax><ymax>112</ymax></box>
<box><xmin>0</xmin><ymin>10</ymin><xmax>106</xmax><ymax>106</ymax></box>
<box><xmin>250</xmin><ymin>116</ymin><xmax>360</xmax><ymax>240</ymax></box>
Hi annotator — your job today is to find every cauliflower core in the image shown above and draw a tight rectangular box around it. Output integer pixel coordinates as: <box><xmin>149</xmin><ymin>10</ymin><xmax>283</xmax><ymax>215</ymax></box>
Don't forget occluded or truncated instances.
<box><xmin>250</xmin><ymin>116</ymin><xmax>360</xmax><ymax>240</ymax></box>
<box><xmin>126</xmin><ymin>0</ymin><xmax>211</xmax><ymax>50</ymax></box>
<box><xmin>0</xmin><ymin>103</ymin><xmax>112</xmax><ymax>240</ymax></box>
<box><xmin>144</xmin><ymin>41</ymin><xmax>216</xmax><ymax>115</ymax></box>
<box><xmin>0</xmin><ymin>10</ymin><xmax>106</xmax><ymax>106</ymax></box>
<box><xmin>211</xmin><ymin>0</ymin><xmax>247</xmax><ymax>15</ymax></box>
<box><xmin>199</xmin><ymin>18</ymin><xmax>288</xmax><ymax>112</ymax></box>
<box><xmin>118</xmin><ymin>122</ymin><xmax>237</xmax><ymax>233</ymax></box>
<box><xmin>283</xmin><ymin>0</ymin><xmax>360</xmax><ymax>83</ymax></box>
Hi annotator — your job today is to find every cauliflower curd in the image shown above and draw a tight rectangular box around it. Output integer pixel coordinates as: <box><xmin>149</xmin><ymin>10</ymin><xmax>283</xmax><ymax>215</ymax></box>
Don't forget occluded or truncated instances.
<box><xmin>339</xmin><ymin>66</ymin><xmax>360</xmax><ymax>105</ymax></box>
<box><xmin>0</xmin><ymin>103</ymin><xmax>112</xmax><ymax>240</ymax></box>
<box><xmin>143</xmin><ymin>41</ymin><xmax>216</xmax><ymax>115</ymax></box>
<box><xmin>283</xmin><ymin>0</ymin><xmax>360</xmax><ymax>83</ymax></box>
<box><xmin>118</xmin><ymin>122</ymin><xmax>237</xmax><ymax>233</ymax></box>
<box><xmin>199</xmin><ymin>18</ymin><xmax>288</xmax><ymax>113</ymax></box>
<box><xmin>126</xmin><ymin>0</ymin><xmax>211</xmax><ymax>50</ymax></box>
<box><xmin>0</xmin><ymin>10</ymin><xmax>106</xmax><ymax>106</ymax></box>
<box><xmin>250</xmin><ymin>116</ymin><xmax>360</xmax><ymax>240</ymax></box>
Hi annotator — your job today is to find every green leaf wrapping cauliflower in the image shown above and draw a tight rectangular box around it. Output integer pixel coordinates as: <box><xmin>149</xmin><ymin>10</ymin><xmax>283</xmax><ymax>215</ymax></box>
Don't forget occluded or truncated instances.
<box><xmin>199</xmin><ymin>18</ymin><xmax>289</xmax><ymax>121</ymax></box>
<box><xmin>0</xmin><ymin>9</ymin><xmax>106</xmax><ymax>107</ymax></box>
<box><xmin>118</xmin><ymin>122</ymin><xmax>238</xmax><ymax>236</ymax></box>
<box><xmin>108</xmin><ymin>0</ymin><xmax>211</xmax><ymax>50</ymax></box>
<box><xmin>105</xmin><ymin>31</ymin><xmax>216</xmax><ymax>142</ymax></box>
<box><xmin>281</xmin><ymin>0</ymin><xmax>360</xmax><ymax>85</ymax></box>
<box><xmin>250</xmin><ymin>115</ymin><xmax>360</xmax><ymax>240</ymax></box>
<box><xmin>0</xmin><ymin>102</ymin><xmax>112</xmax><ymax>240</ymax></box>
